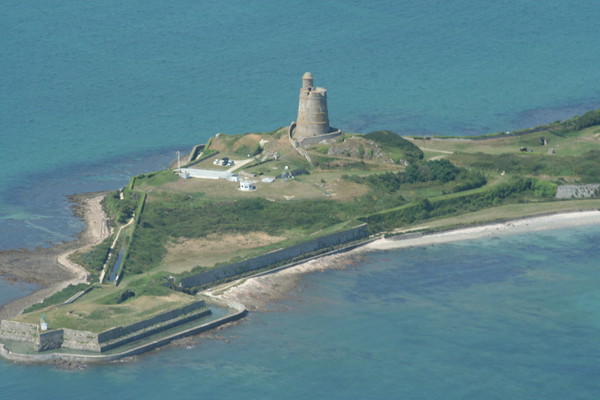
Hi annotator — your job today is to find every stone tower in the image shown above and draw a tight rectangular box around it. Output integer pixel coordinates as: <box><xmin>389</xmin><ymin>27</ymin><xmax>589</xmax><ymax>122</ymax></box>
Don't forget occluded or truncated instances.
<box><xmin>294</xmin><ymin>72</ymin><xmax>331</xmax><ymax>138</ymax></box>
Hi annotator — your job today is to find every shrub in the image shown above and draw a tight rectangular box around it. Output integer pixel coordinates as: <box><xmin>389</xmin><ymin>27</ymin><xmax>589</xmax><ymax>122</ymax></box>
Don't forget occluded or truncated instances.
<box><xmin>364</xmin><ymin>130</ymin><xmax>424</xmax><ymax>162</ymax></box>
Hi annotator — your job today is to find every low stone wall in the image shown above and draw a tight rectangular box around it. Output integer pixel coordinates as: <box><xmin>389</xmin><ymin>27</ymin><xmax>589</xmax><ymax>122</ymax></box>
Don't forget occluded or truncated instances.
<box><xmin>556</xmin><ymin>184</ymin><xmax>600</xmax><ymax>199</ymax></box>
<box><xmin>181</xmin><ymin>224</ymin><xmax>369</xmax><ymax>288</ymax></box>
<box><xmin>295</xmin><ymin>129</ymin><xmax>342</xmax><ymax>147</ymax></box>
<box><xmin>0</xmin><ymin>320</ymin><xmax>37</xmax><ymax>343</ymax></box>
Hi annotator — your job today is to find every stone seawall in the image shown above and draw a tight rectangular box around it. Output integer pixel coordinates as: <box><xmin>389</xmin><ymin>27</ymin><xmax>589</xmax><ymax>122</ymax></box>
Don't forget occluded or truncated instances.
<box><xmin>0</xmin><ymin>296</ymin><xmax>247</xmax><ymax>364</ymax></box>
<box><xmin>99</xmin><ymin>309</ymin><xmax>211</xmax><ymax>352</ymax></box>
<box><xmin>63</xmin><ymin>328</ymin><xmax>101</xmax><ymax>352</ymax></box>
<box><xmin>36</xmin><ymin>329</ymin><xmax>64</xmax><ymax>352</ymax></box>
<box><xmin>98</xmin><ymin>300</ymin><xmax>207</xmax><ymax>343</ymax></box>
<box><xmin>0</xmin><ymin>300</ymin><xmax>210</xmax><ymax>354</ymax></box>
<box><xmin>181</xmin><ymin>224</ymin><xmax>369</xmax><ymax>288</ymax></box>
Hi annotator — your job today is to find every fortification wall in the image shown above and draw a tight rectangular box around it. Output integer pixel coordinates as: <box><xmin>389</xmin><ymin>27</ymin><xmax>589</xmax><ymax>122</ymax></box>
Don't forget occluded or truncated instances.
<box><xmin>99</xmin><ymin>309</ymin><xmax>211</xmax><ymax>352</ymax></box>
<box><xmin>0</xmin><ymin>300</ymin><xmax>209</xmax><ymax>354</ymax></box>
<box><xmin>97</xmin><ymin>300</ymin><xmax>207</xmax><ymax>343</ymax></box>
<box><xmin>62</xmin><ymin>329</ymin><xmax>101</xmax><ymax>352</ymax></box>
<box><xmin>0</xmin><ymin>320</ymin><xmax>37</xmax><ymax>343</ymax></box>
<box><xmin>181</xmin><ymin>224</ymin><xmax>369</xmax><ymax>288</ymax></box>
<box><xmin>35</xmin><ymin>329</ymin><xmax>64</xmax><ymax>352</ymax></box>
<box><xmin>0</xmin><ymin>297</ymin><xmax>247</xmax><ymax>364</ymax></box>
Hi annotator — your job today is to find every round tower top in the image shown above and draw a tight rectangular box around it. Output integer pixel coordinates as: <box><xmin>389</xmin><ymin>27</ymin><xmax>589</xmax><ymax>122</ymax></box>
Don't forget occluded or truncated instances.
<box><xmin>302</xmin><ymin>72</ymin><xmax>314</xmax><ymax>89</ymax></box>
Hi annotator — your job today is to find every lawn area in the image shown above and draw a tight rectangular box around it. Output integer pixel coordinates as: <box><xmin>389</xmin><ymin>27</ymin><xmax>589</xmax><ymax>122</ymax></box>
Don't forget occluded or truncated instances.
<box><xmin>146</xmin><ymin>176</ymin><xmax>330</xmax><ymax>201</ymax></box>
<box><xmin>409</xmin><ymin>126</ymin><xmax>600</xmax><ymax>157</ymax></box>
<box><xmin>162</xmin><ymin>231</ymin><xmax>288</xmax><ymax>273</ymax></box>
<box><xmin>16</xmin><ymin>290</ymin><xmax>196</xmax><ymax>333</ymax></box>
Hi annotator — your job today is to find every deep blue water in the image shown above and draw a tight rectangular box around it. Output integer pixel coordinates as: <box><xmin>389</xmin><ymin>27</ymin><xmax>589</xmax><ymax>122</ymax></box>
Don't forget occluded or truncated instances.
<box><xmin>2</xmin><ymin>1</ymin><xmax>600</xmax><ymax>398</ymax></box>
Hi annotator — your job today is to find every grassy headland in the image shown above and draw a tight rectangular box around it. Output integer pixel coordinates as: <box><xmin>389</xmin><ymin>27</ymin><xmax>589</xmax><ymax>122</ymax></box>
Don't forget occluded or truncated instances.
<box><xmin>16</xmin><ymin>111</ymin><xmax>600</xmax><ymax>332</ymax></box>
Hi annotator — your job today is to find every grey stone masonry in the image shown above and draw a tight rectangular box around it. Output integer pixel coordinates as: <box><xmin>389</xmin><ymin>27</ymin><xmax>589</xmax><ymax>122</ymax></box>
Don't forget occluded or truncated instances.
<box><xmin>0</xmin><ymin>299</ymin><xmax>209</xmax><ymax>353</ymax></box>
<box><xmin>35</xmin><ymin>329</ymin><xmax>64</xmax><ymax>352</ymax></box>
<box><xmin>294</xmin><ymin>72</ymin><xmax>331</xmax><ymax>139</ymax></box>
<box><xmin>556</xmin><ymin>184</ymin><xmax>600</xmax><ymax>199</ymax></box>
<box><xmin>0</xmin><ymin>320</ymin><xmax>38</xmax><ymax>343</ymax></box>
<box><xmin>181</xmin><ymin>224</ymin><xmax>369</xmax><ymax>288</ymax></box>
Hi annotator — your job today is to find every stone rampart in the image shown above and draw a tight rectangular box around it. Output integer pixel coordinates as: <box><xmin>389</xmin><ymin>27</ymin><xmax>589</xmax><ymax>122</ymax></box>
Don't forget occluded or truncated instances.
<box><xmin>1</xmin><ymin>300</ymin><xmax>209</xmax><ymax>354</ymax></box>
<box><xmin>62</xmin><ymin>329</ymin><xmax>101</xmax><ymax>352</ymax></box>
<box><xmin>181</xmin><ymin>224</ymin><xmax>369</xmax><ymax>288</ymax></box>
<box><xmin>35</xmin><ymin>329</ymin><xmax>64</xmax><ymax>352</ymax></box>
<box><xmin>0</xmin><ymin>320</ymin><xmax>38</xmax><ymax>343</ymax></box>
<box><xmin>0</xmin><ymin>296</ymin><xmax>247</xmax><ymax>364</ymax></box>
<box><xmin>97</xmin><ymin>300</ymin><xmax>207</xmax><ymax>343</ymax></box>
<box><xmin>99</xmin><ymin>309</ymin><xmax>211</xmax><ymax>352</ymax></box>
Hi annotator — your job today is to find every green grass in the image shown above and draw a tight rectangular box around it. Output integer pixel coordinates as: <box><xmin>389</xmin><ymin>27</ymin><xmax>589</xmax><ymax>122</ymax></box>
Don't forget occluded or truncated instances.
<box><xmin>135</xmin><ymin>170</ymin><xmax>179</xmax><ymax>187</ymax></box>
<box><xmin>450</xmin><ymin>150</ymin><xmax>600</xmax><ymax>183</ymax></box>
<box><xmin>23</xmin><ymin>284</ymin><xmax>91</xmax><ymax>313</ymax></box>
<box><xmin>398</xmin><ymin>199</ymin><xmax>600</xmax><ymax>233</ymax></box>
<box><xmin>70</xmin><ymin>235</ymin><xmax>113</xmax><ymax>272</ymax></box>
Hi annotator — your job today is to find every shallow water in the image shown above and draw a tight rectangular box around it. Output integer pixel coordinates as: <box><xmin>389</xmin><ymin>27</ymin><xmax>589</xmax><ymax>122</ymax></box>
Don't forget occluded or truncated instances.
<box><xmin>0</xmin><ymin>280</ymin><xmax>39</xmax><ymax>306</ymax></box>
<box><xmin>2</xmin><ymin>1</ymin><xmax>600</xmax><ymax>398</ymax></box>
<box><xmin>3</xmin><ymin>225</ymin><xmax>600</xmax><ymax>399</ymax></box>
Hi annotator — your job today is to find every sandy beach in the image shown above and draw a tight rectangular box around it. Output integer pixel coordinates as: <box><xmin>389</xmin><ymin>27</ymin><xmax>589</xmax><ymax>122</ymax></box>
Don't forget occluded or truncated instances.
<box><xmin>220</xmin><ymin>210</ymin><xmax>600</xmax><ymax>310</ymax></box>
<box><xmin>0</xmin><ymin>193</ymin><xmax>111</xmax><ymax>320</ymax></box>
<box><xmin>2</xmin><ymin>198</ymin><xmax>600</xmax><ymax>319</ymax></box>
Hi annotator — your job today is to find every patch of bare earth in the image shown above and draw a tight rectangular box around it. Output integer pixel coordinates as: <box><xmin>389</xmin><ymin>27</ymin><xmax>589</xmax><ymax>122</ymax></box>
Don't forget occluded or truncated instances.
<box><xmin>162</xmin><ymin>232</ymin><xmax>287</xmax><ymax>273</ymax></box>
<box><xmin>319</xmin><ymin>178</ymin><xmax>369</xmax><ymax>200</ymax></box>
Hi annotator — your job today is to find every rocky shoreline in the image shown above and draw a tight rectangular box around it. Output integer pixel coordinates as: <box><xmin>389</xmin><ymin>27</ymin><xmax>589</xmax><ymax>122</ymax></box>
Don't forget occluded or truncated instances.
<box><xmin>220</xmin><ymin>210</ymin><xmax>600</xmax><ymax>309</ymax></box>
<box><xmin>0</xmin><ymin>192</ymin><xmax>110</xmax><ymax>320</ymax></box>
<box><xmin>2</xmin><ymin>194</ymin><xmax>600</xmax><ymax>365</ymax></box>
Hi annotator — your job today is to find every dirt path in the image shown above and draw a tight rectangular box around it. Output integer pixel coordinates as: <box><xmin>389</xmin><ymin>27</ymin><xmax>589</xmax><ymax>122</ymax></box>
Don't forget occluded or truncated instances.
<box><xmin>419</xmin><ymin>147</ymin><xmax>454</xmax><ymax>154</ymax></box>
<box><xmin>98</xmin><ymin>216</ymin><xmax>134</xmax><ymax>282</ymax></box>
<box><xmin>57</xmin><ymin>195</ymin><xmax>112</xmax><ymax>283</ymax></box>
<box><xmin>226</xmin><ymin>158</ymin><xmax>254</xmax><ymax>173</ymax></box>
<box><xmin>0</xmin><ymin>193</ymin><xmax>111</xmax><ymax>320</ymax></box>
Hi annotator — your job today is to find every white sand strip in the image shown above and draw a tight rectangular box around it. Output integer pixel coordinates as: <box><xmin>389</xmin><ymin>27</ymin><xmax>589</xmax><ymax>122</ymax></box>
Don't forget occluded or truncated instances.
<box><xmin>362</xmin><ymin>211</ymin><xmax>600</xmax><ymax>251</ymax></box>
<box><xmin>220</xmin><ymin>211</ymin><xmax>600</xmax><ymax>310</ymax></box>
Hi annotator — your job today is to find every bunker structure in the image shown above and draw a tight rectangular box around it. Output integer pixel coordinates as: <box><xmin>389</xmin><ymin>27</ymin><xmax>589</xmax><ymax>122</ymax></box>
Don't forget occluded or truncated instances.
<box><xmin>291</xmin><ymin>72</ymin><xmax>341</xmax><ymax>147</ymax></box>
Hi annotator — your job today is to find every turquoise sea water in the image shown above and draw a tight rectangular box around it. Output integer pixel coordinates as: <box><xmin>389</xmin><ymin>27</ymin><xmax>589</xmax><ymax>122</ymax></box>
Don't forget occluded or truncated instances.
<box><xmin>2</xmin><ymin>1</ymin><xmax>600</xmax><ymax>398</ymax></box>
<box><xmin>2</xmin><ymin>225</ymin><xmax>600</xmax><ymax>399</ymax></box>
<box><xmin>2</xmin><ymin>0</ymin><xmax>600</xmax><ymax>250</ymax></box>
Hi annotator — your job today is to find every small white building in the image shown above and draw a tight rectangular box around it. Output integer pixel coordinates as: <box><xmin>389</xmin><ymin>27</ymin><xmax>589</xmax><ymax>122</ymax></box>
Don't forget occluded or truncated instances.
<box><xmin>178</xmin><ymin>168</ymin><xmax>233</xmax><ymax>180</ymax></box>
<box><xmin>239</xmin><ymin>180</ymin><xmax>256</xmax><ymax>191</ymax></box>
